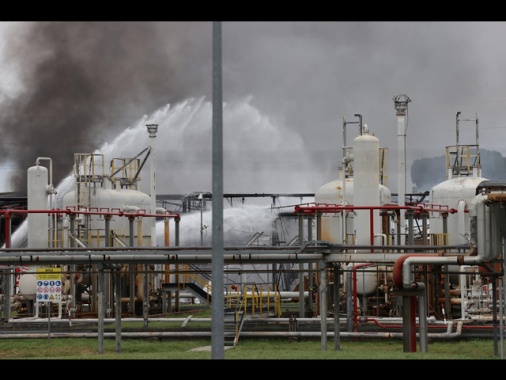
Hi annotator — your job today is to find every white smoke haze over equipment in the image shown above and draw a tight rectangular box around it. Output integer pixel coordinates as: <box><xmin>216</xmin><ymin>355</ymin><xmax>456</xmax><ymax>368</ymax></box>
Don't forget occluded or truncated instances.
<box><xmin>97</xmin><ymin>96</ymin><xmax>316</xmax><ymax>195</ymax></box>
<box><xmin>1</xmin><ymin>21</ymin><xmax>506</xmax><ymax>195</ymax></box>
<box><xmin>155</xmin><ymin>204</ymin><xmax>280</xmax><ymax>247</ymax></box>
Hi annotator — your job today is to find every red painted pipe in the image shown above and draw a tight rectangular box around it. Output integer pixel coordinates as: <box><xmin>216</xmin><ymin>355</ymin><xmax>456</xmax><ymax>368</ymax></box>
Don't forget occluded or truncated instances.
<box><xmin>1</xmin><ymin>208</ymin><xmax>180</xmax><ymax>248</ymax></box>
<box><xmin>294</xmin><ymin>203</ymin><xmax>458</xmax><ymax>214</ymax></box>
<box><xmin>392</xmin><ymin>253</ymin><xmax>438</xmax><ymax>289</ymax></box>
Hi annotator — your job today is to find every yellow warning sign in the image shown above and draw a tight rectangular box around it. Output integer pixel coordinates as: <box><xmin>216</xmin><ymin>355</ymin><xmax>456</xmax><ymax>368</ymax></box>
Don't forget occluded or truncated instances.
<box><xmin>36</xmin><ymin>267</ymin><xmax>62</xmax><ymax>303</ymax></box>
<box><xmin>36</xmin><ymin>267</ymin><xmax>62</xmax><ymax>281</ymax></box>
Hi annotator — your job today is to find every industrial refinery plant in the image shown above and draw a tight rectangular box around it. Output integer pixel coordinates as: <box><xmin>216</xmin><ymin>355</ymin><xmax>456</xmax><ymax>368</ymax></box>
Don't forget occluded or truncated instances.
<box><xmin>1</xmin><ymin>95</ymin><xmax>505</xmax><ymax>353</ymax></box>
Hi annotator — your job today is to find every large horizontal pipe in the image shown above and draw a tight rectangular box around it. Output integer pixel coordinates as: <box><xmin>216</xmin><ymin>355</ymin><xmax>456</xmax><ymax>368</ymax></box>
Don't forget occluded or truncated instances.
<box><xmin>6</xmin><ymin>316</ymin><xmax>439</xmax><ymax>325</ymax></box>
<box><xmin>0</xmin><ymin>239</ymin><xmax>474</xmax><ymax>268</ymax></box>
<box><xmin>0</xmin><ymin>253</ymin><xmax>325</xmax><ymax>265</ymax></box>
<box><xmin>0</xmin><ymin>326</ymin><xmax>464</xmax><ymax>340</ymax></box>
<box><xmin>0</xmin><ymin>242</ymin><xmax>470</xmax><ymax>254</ymax></box>
<box><xmin>0</xmin><ymin>245</ymin><xmax>310</xmax><ymax>253</ymax></box>
<box><xmin>0</xmin><ymin>253</ymin><xmax>478</xmax><ymax>266</ymax></box>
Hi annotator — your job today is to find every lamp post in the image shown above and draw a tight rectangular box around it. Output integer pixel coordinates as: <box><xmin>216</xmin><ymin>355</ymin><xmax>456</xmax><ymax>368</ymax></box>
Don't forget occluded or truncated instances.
<box><xmin>393</xmin><ymin>95</ymin><xmax>411</xmax><ymax>242</ymax></box>
<box><xmin>145</xmin><ymin>124</ymin><xmax>158</xmax><ymax>326</ymax></box>
<box><xmin>146</xmin><ymin>124</ymin><xmax>158</xmax><ymax>247</ymax></box>
<box><xmin>198</xmin><ymin>193</ymin><xmax>203</xmax><ymax>246</ymax></box>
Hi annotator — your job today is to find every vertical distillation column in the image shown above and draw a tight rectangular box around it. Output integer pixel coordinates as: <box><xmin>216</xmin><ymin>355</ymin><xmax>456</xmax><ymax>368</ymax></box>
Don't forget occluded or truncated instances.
<box><xmin>353</xmin><ymin>127</ymin><xmax>380</xmax><ymax>247</ymax></box>
<box><xmin>393</xmin><ymin>95</ymin><xmax>411</xmax><ymax>243</ymax></box>
<box><xmin>24</xmin><ymin>162</ymin><xmax>50</xmax><ymax>315</ymax></box>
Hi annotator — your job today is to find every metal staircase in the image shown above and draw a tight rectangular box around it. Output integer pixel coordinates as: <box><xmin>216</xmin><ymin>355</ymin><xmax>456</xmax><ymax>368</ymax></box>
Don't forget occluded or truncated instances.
<box><xmin>224</xmin><ymin>301</ymin><xmax>246</xmax><ymax>347</ymax></box>
<box><xmin>163</xmin><ymin>270</ymin><xmax>281</xmax><ymax>346</ymax></box>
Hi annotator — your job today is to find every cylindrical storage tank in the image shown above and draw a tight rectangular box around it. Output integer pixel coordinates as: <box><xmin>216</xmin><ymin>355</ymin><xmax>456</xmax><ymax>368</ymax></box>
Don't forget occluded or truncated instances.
<box><xmin>353</xmin><ymin>133</ymin><xmax>380</xmax><ymax>246</ymax></box>
<box><xmin>91</xmin><ymin>188</ymin><xmax>127</xmax><ymax>235</ymax></box>
<box><xmin>20</xmin><ymin>165</ymin><xmax>50</xmax><ymax>301</ymax></box>
<box><xmin>317</xmin><ymin>133</ymin><xmax>391</xmax><ymax>302</ymax></box>
<box><xmin>430</xmin><ymin>176</ymin><xmax>487</xmax><ymax>246</ymax></box>
<box><xmin>315</xmin><ymin>179</ymin><xmax>391</xmax><ymax>245</ymax></box>
<box><xmin>27</xmin><ymin>164</ymin><xmax>49</xmax><ymax>249</ymax></box>
<box><xmin>355</xmin><ymin>266</ymin><xmax>379</xmax><ymax>295</ymax></box>
<box><xmin>316</xmin><ymin>138</ymin><xmax>391</xmax><ymax>247</ymax></box>
<box><xmin>470</xmin><ymin>191</ymin><xmax>506</xmax><ymax>262</ymax></box>
<box><xmin>315</xmin><ymin>176</ymin><xmax>354</xmax><ymax>244</ymax></box>
<box><xmin>120</xmin><ymin>189</ymin><xmax>153</xmax><ymax>246</ymax></box>
<box><xmin>62</xmin><ymin>187</ymin><xmax>153</xmax><ymax>247</ymax></box>
<box><xmin>18</xmin><ymin>273</ymin><xmax>37</xmax><ymax>301</ymax></box>
<box><xmin>344</xmin><ymin>263</ymin><xmax>379</xmax><ymax>296</ymax></box>
<box><xmin>431</xmin><ymin>176</ymin><xmax>487</xmax><ymax>285</ymax></box>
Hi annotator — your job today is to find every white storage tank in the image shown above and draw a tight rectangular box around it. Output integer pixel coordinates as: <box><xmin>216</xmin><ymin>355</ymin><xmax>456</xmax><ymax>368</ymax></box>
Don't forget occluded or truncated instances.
<box><xmin>316</xmin><ymin>133</ymin><xmax>392</xmax><ymax>246</ymax></box>
<box><xmin>19</xmin><ymin>164</ymin><xmax>51</xmax><ymax>301</ymax></box>
<box><xmin>430</xmin><ymin>176</ymin><xmax>487</xmax><ymax>246</ymax></box>
<box><xmin>27</xmin><ymin>164</ymin><xmax>49</xmax><ymax>249</ymax></box>
<box><xmin>354</xmin><ymin>133</ymin><xmax>381</xmax><ymax>246</ymax></box>
<box><xmin>351</xmin><ymin>265</ymin><xmax>382</xmax><ymax>295</ymax></box>
<box><xmin>62</xmin><ymin>185</ymin><xmax>153</xmax><ymax>247</ymax></box>
<box><xmin>315</xmin><ymin>175</ymin><xmax>353</xmax><ymax>244</ymax></box>
<box><xmin>316</xmin><ymin>131</ymin><xmax>392</xmax><ymax>295</ymax></box>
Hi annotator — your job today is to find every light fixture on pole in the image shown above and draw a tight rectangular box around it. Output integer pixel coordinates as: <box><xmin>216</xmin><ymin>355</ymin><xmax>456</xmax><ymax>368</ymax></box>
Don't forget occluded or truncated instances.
<box><xmin>145</xmin><ymin>123</ymin><xmax>158</xmax><ymax>327</ymax></box>
<box><xmin>146</xmin><ymin>123</ymin><xmax>158</xmax><ymax>247</ymax></box>
<box><xmin>393</xmin><ymin>94</ymin><xmax>411</xmax><ymax>241</ymax></box>
<box><xmin>198</xmin><ymin>193</ymin><xmax>204</xmax><ymax>246</ymax></box>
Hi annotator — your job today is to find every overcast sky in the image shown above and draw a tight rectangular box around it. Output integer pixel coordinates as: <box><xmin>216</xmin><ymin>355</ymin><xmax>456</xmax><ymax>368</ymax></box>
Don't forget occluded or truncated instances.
<box><xmin>0</xmin><ymin>21</ymin><xmax>505</xmax><ymax>196</ymax></box>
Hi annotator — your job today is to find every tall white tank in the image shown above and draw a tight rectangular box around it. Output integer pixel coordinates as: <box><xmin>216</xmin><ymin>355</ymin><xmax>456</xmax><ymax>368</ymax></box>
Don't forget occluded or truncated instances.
<box><xmin>20</xmin><ymin>164</ymin><xmax>50</xmax><ymax>301</ymax></box>
<box><xmin>430</xmin><ymin>176</ymin><xmax>487</xmax><ymax>246</ymax></box>
<box><xmin>353</xmin><ymin>132</ymin><xmax>381</xmax><ymax>246</ymax></box>
<box><xmin>316</xmin><ymin>131</ymin><xmax>391</xmax><ymax>295</ymax></box>
<box><xmin>27</xmin><ymin>164</ymin><xmax>49</xmax><ymax>249</ymax></box>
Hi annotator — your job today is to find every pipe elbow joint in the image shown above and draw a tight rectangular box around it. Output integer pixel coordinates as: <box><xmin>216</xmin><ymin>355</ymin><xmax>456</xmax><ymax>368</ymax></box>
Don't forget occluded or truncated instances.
<box><xmin>410</xmin><ymin>281</ymin><xmax>425</xmax><ymax>290</ymax></box>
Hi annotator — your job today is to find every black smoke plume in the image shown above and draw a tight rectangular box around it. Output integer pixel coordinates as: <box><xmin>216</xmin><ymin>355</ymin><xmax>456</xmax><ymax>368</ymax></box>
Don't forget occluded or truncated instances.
<box><xmin>0</xmin><ymin>21</ymin><xmax>211</xmax><ymax>194</ymax></box>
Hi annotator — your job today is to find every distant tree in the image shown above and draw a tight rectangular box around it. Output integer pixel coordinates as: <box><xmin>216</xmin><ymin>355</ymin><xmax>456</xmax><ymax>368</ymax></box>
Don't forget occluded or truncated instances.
<box><xmin>480</xmin><ymin>150</ymin><xmax>506</xmax><ymax>181</ymax></box>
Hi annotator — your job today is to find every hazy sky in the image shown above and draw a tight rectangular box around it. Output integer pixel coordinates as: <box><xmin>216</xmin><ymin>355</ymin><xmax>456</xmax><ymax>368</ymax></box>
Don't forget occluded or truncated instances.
<box><xmin>1</xmin><ymin>21</ymin><xmax>505</xmax><ymax>195</ymax></box>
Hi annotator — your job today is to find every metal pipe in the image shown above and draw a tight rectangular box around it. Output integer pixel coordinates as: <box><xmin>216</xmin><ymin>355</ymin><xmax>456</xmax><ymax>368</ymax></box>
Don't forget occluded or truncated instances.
<box><xmin>295</xmin><ymin>204</ymin><xmax>457</xmax><ymax>214</ymax></box>
<box><xmin>319</xmin><ymin>261</ymin><xmax>327</xmax><ymax>351</ymax></box>
<box><xmin>0</xmin><ymin>253</ymin><xmax>326</xmax><ymax>265</ymax></box>
<box><xmin>0</xmin><ymin>323</ymin><xmax>465</xmax><ymax>340</ymax></box>
<box><xmin>401</xmin><ymin>256</ymin><xmax>484</xmax><ymax>290</ymax></box>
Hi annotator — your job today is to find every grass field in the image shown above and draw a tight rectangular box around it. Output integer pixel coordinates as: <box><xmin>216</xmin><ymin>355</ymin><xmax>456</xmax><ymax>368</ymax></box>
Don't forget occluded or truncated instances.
<box><xmin>0</xmin><ymin>336</ymin><xmax>503</xmax><ymax>360</ymax></box>
<box><xmin>2</xmin><ymin>306</ymin><xmax>504</xmax><ymax>360</ymax></box>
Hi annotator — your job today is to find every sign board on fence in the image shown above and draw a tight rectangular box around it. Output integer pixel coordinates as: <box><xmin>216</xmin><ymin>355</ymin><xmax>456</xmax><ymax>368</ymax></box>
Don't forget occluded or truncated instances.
<box><xmin>36</xmin><ymin>267</ymin><xmax>62</xmax><ymax>302</ymax></box>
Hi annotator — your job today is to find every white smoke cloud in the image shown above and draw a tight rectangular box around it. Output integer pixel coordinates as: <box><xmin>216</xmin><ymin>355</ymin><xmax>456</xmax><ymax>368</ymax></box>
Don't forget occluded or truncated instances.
<box><xmin>1</xmin><ymin>21</ymin><xmax>506</xmax><ymax>195</ymax></box>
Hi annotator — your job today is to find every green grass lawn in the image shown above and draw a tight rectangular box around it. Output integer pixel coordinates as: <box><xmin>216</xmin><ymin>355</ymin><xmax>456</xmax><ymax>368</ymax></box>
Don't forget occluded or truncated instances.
<box><xmin>3</xmin><ymin>305</ymin><xmax>503</xmax><ymax>360</ymax></box>
<box><xmin>0</xmin><ymin>337</ymin><xmax>501</xmax><ymax>360</ymax></box>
